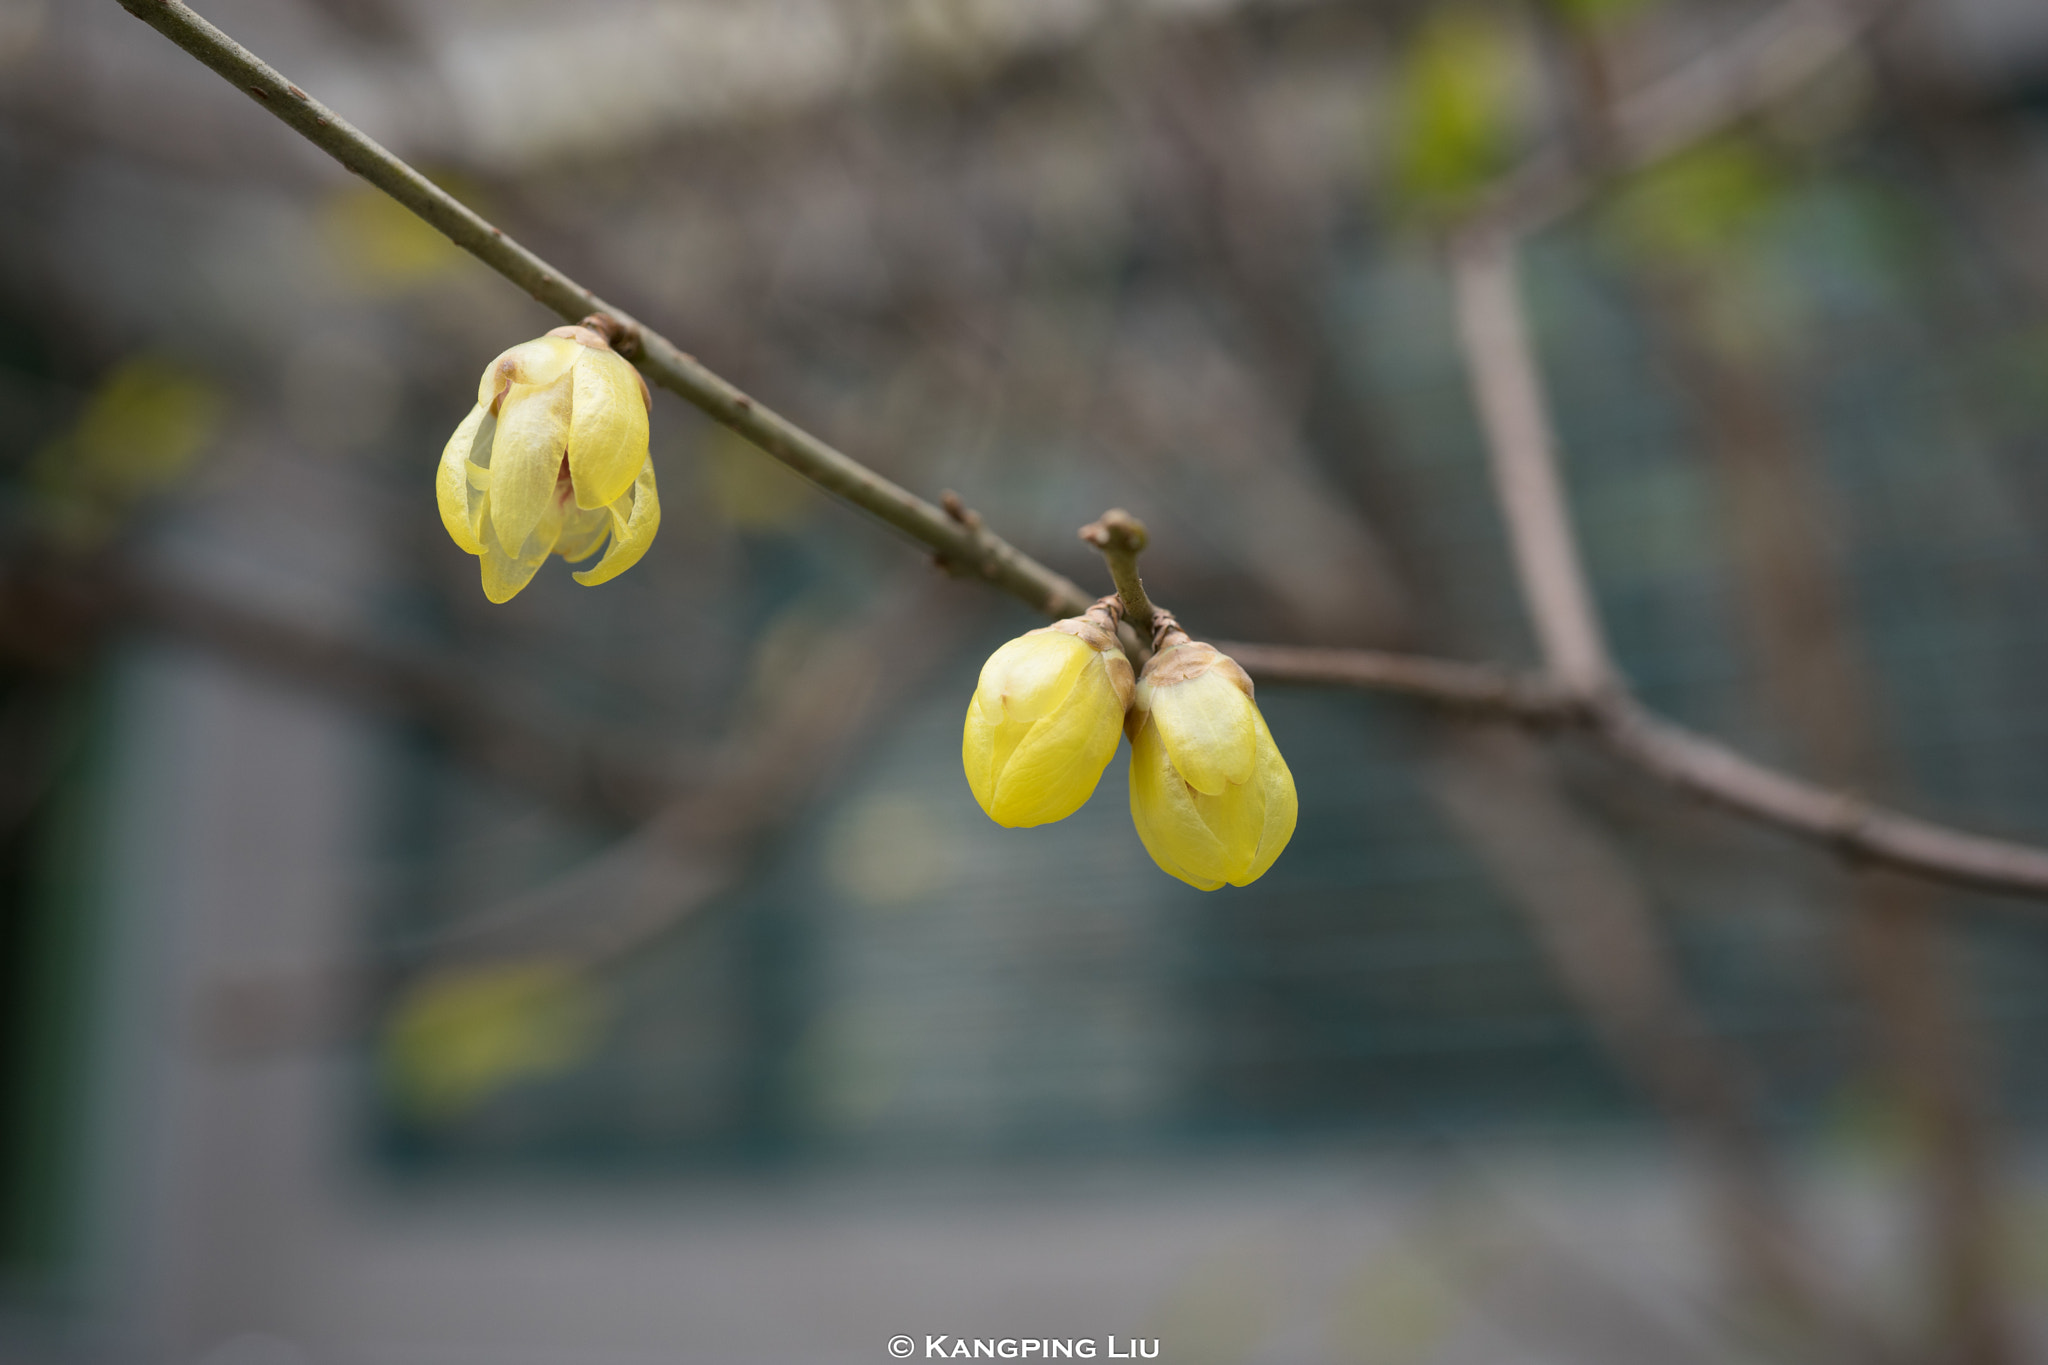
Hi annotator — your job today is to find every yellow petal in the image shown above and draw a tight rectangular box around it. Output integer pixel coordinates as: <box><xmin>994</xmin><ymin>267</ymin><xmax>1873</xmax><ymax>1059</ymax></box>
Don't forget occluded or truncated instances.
<box><xmin>572</xmin><ymin>457</ymin><xmax>660</xmax><ymax>586</ymax></box>
<box><xmin>1148</xmin><ymin>666</ymin><xmax>1257</xmax><ymax>796</ymax></box>
<box><xmin>976</xmin><ymin>629</ymin><xmax>1092</xmax><ymax>724</ymax></box>
<box><xmin>477</xmin><ymin>528</ymin><xmax>542</xmax><ymax>605</ymax></box>
<box><xmin>1191</xmin><ymin>781</ymin><xmax>1265</xmax><ymax>883</ymax></box>
<box><xmin>1235</xmin><ymin>711</ymin><xmax>1298</xmax><ymax>886</ymax></box>
<box><xmin>1128</xmin><ymin>714</ymin><xmax>1230</xmax><ymax>890</ymax></box>
<box><xmin>437</xmin><ymin>404</ymin><xmax>491</xmax><ymax>555</ymax></box>
<box><xmin>524</xmin><ymin>487</ymin><xmax>568</xmax><ymax>559</ymax></box>
<box><xmin>1132</xmin><ymin>703</ymin><xmax>1295</xmax><ymax>889</ymax></box>
<box><xmin>962</xmin><ymin>704</ymin><xmax>1018</xmax><ymax>820</ymax></box>
<box><xmin>981</xmin><ymin>656</ymin><xmax>1125</xmax><ymax>827</ymax></box>
<box><xmin>475</xmin><ymin>334</ymin><xmax>580</xmax><ymax>409</ymax></box>
<box><xmin>476</xmin><ymin>497</ymin><xmax>564</xmax><ymax>604</ymax></box>
<box><xmin>554</xmin><ymin>505</ymin><xmax>611</xmax><ymax>564</ymax></box>
<box><xmin>488</xmin><ymin>372</ymin><xmax>573</xmax><ymax>556</ymax></box>
<box><xmin>480</xmin><ymin>548</ymin><xmax>544</xmax><ymax>604</ymax></box>
<box><xmin>567</xmin><ymin>347</ymin><xmax>650</xmax><ymax>510</ymax></box>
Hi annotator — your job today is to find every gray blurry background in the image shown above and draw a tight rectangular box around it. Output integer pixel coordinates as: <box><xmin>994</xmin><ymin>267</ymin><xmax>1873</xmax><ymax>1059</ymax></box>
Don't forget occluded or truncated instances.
<box><xmin>8</xmin><ymin>0</ymin><xmax>2048</xmax><ymax>1361</ymax></box>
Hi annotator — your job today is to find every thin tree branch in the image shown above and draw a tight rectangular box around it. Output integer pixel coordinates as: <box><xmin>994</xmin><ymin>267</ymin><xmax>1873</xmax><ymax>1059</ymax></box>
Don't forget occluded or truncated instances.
<box><xmin>1449</xmin><ymin>228</ymin><xmax>1616</xmax><ymax>697</ymax></box>
<box><xmin>1219</xmin><ymin>645</ymin><xmax>2048</xmax><ymax>901</ymax></box>
<box><xmin>113</xmin><ymin>1</ymin><xmax>2048</xmax><ymax>907</ymax></box>
<box><xmin>1217</xmin><ymin>641</ymin><xmax>1582</xmax><ymax>721</ymax></box>
<box><xmin>1220</xmin><ymin>654</ymin><xmax>2048</xmax><ymax>901</ymax></box>
<box><xmin>1590</xmin><ymin>698</ymin><xmax>2048</xmax><ymax>900</ymax></box>
<box><xmin>114</xmin><ymin>0</ymin><xmax>1093</xmax><ymax>623</ymax></box>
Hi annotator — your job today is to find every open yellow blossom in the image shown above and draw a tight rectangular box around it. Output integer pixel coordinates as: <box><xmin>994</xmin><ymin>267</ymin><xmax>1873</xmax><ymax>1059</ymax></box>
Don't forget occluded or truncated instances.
<box><xmin>438</xmin><ymin>323</ymin><xmax>659</xmax><ymax>603</ymax></box>
<box><xmin>1127</xmin><ymin>640</ymin><xmax>1296</xmax><ymax>890</ymax></box>
<box><xmin>963</xmin><ymin>598</ymin><xmax>1134</xmax><ymax>828</ymax></box>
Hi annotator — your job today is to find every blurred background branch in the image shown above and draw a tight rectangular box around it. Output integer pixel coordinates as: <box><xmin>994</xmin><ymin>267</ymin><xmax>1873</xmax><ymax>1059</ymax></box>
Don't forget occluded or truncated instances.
<box><xmin>1449</xmin><ymin>228</ymin><xmax>1616</xmax><ymax>697</ymax></box>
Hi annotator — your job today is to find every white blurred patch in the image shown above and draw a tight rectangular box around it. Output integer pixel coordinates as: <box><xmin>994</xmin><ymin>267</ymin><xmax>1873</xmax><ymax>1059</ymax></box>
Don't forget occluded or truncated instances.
<box><xmin>825</xmin><ymin>792</ymin><xmax>962</xmax><ymax>910</ymax></box>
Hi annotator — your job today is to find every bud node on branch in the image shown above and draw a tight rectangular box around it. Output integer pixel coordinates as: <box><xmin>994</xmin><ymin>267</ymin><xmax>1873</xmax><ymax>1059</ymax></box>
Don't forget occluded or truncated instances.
<box><xmin>1079</xmin><ymin>509</ymin><xmax>1157</xmax><ymax>648</ymax></box>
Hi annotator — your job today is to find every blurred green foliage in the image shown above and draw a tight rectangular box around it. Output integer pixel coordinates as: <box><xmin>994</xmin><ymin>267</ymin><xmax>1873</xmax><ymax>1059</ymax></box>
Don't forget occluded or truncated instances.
<box><xmin>29</xmin><ymin>357</ymin><xmax>223</xmax><ymax>546</ymax></box>
<box><xmin>1603</xmin><ymin>138</ymin><xmax>1786</xmax><ymax>268</ymax></box>
<box><xmin>321</xmin><ymin>181</ymin><xmax>469</xmax><ymax>294</ymax></box>
<box><xmin>383</xmin><ymin>958</ymin><xmax>602</xmax><ymax>1121</ymax></box>
<box><xmin>1389</xmin><ymin>6</ymin><xmax>1528</xmax><ymax>212</ymax></box>
<box><xmin>701</xmin><ymin>424</ymin><xmax>821</xmax><ymax>531</ymax></box>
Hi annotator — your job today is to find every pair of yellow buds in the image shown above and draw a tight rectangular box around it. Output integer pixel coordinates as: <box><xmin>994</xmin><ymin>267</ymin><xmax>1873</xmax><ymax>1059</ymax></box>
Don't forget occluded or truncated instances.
<box><xmin>438</xmin><ymin>323</ymin><xmax>660</xmax><ymax>603</ymax></box>
<box><xmin>963</xmin><ymin>599</ymin><xmax>1297</xmax><ymax>890</ymax></box>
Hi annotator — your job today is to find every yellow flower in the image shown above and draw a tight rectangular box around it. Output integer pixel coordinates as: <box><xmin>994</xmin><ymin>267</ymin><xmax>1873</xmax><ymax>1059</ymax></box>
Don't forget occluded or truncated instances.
<box><xmin>963</xmin><ymin>600</ymin><xmax>1134</xmax><ymax>828</ymax></box>
<box><xmin>1127</xmin><ymin>641</ymin><xmax>1296</xmax><ymax>890</ymax></box>
<box><xmin>438</xmin><ymin>324</ymin><xmax>659</xmax><ymax>603</ymax></box>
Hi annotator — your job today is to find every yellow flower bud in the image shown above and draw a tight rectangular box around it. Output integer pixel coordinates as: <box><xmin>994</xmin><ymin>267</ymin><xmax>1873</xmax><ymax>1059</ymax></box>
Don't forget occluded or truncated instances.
<box><xmin>1127</xmin><ymin>641</ymin><xmax>1296</xmax><ymax>890</ymax></box>
<box><xmin>437</xmin><ymin>324</ymin><xmax>660</xmax><ymax>603</ymax></box>
<box><xmin>963</xmin><ymin>603</ymin><xmax>1135</xmax><ymax>828</ymax></box>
